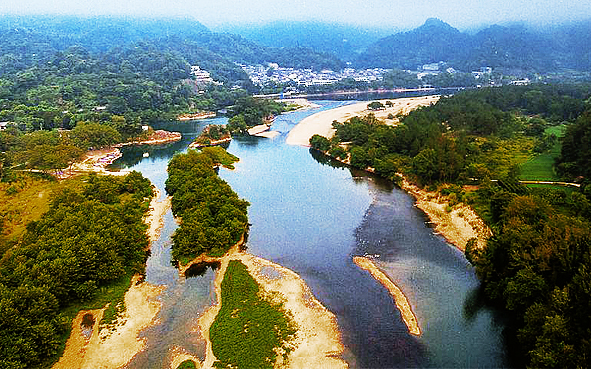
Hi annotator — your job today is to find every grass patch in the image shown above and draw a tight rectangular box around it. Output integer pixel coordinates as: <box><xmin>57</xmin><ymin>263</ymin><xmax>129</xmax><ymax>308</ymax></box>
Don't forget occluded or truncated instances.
<box><xmin>525</xmin><ymin>183</ymin><xmax>577</xmax><ymax>194</ymax></box>
<box><xmin>545</xmin><ymin>124</ymin><xmax>567</xmax><ymax>137</ymax></box>
<box><xmin>177</xmin><ymin>360</ymin><xmax>198</xmax><ymax>369</ymax></box>
<box><xmin>0</xmin><ymin>173</ymin><xmax>72</xmax><ymax>255</ymax></box>
<box><xmin>519</xmin><ymin>151</ymin><xmax>560</xmax><ymax>181</ymax></box>
<box><xmin>519</xmin><ymin>125</ymin><xmax>567</xmax><ymax>181</ymax></box>
<box><xmin>210</xmin><ymin>260</ymin><xmax>296</xmax><ymax>369</ymax></box>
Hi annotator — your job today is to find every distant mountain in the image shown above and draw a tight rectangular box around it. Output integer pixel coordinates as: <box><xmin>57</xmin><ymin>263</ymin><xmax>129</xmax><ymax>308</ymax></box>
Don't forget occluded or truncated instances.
<box><xmin>356</xmin><ymin>18</ymin><xmax>591</xmax><ymax>73</ymax></box>
<box><xmin>0</xmin><ymin>15</ymin><xmax>344</xmax><ymax>80</ymax></box>
<box><xmin>0</xmin><ymin>15</ymin><xmax>211</xmax><ymax>52</ymax></box>
<box><xmin>357</xmin><ymin>18</ymin><xmax>470</xmax><ymax>69</ymax></box>
<box><xmin>222</xmin><ymin>21</ymin><xmax>395</xmax><ymax>61</ymax></box>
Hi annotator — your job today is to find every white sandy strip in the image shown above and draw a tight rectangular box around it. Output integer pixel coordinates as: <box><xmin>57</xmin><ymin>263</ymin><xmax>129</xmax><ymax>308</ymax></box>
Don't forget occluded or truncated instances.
<box><xmin>279</xmin><ymin>98</ymin><xmax>322</xmax><ymax>110</ymax></box>
<box><xmin>254</xmin><ymin>130</ymin><xmax>280</xmax><ymax>138</ymax></box>
<box><xmin>353</xmin><ymin>257</ymin><xmax>421</xmax><ymax>336</ymax></box>
<box><xmin>145</xmin><ymin>187</ymin><xmax>172</xmax><ymax>244</ymax></box>
<box><xmin>286</xmin><ymin>95</ymin><xmax>440</xmax><ymax>147</ymax></box>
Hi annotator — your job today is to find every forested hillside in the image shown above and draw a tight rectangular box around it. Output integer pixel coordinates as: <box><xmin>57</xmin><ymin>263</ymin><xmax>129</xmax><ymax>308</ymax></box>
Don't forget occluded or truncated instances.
<box><xmin>356</xmin><ymin>18</ymin><xmax>591</xmax><ymax>73</ymax></box>
<box><xmin>0</xmin><ymin>15</ymin><xmax>344</xmax><ymax>132</ymax></box>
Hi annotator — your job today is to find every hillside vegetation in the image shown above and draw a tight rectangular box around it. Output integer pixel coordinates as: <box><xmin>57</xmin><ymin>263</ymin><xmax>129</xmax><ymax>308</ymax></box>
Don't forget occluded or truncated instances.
<box><xmin>356</xmin><ymin>18</ymin><xmax>591</xmax><ymax>73</ymax></box>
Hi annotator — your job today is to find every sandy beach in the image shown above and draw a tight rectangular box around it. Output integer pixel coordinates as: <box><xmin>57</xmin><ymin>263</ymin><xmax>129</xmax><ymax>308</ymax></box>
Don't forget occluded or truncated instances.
<box><xmin>286</xmin><ymin>95</ymin><xmax>440</xmax><ymax>146</ymax></box>
<box><xmin>53</xmin><ymin>275</ymin><xmax>164</xmax><ymax>369</ymax></box>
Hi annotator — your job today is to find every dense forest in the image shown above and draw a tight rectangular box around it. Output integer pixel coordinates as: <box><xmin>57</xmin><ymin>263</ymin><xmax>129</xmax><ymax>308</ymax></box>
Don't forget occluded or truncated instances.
<box><xmin>310</xmin><ymin>83</ymin><xmax>591</xmax><ymax>367</ymax></box>
<box><xmin>165</xmin><ymin>147</ymin><xmax>249</xmax><ymax>264</ymax></box>
<box><xmin>0</xmin><ymin>172</ymin><xmax>153</xmax><ymax>369</ymax></box>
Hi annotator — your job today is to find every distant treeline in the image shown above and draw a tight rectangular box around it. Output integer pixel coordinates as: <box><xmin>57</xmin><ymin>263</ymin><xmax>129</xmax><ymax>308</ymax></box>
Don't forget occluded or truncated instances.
<box><xmin>0</xmin><ymin>172</ymin><xmax>153</xmax><ymax>369</ymax></box>
<box><xmin>165</xmin><ymin>147</ymin><xmax>249</xmax><ymax>264</ymax></box>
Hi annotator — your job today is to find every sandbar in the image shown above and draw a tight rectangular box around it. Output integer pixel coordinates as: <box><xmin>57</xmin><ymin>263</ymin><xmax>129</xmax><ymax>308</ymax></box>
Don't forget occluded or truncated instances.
<box><xmin>196</xmin><ymin>247</ymin><xmax>347</xmax><ymax>369</ymax></box>
<box><xmin>286</xmin><ymin>95</ymin><xmax>440</xmax><ymax>147</ymax></box>
<box><xmin>353</xmin><ymin>256</ymin><xmax>421</xmax><ymax>336</ymax></box>
<box><xmin>279</xmin><ymin>98</ymin><xmax>321</xmax><ymax>110</ymax></box>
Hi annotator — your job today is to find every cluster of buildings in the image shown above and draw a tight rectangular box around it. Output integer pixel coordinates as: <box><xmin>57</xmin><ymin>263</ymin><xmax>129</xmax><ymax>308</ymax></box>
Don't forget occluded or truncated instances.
<box><xmin>190</xmin><ymin>66</ymin><xmax>223</xmax><ymax>86</ymax></box>
<box><xmin>415</xmin><ymin>61</ymin><xmax>493</xmax><ymax>80</ymax></box>
<box><xmin>240</xmin><ymin>63</ymin><xmax>389</xmax><ymax>87</ymax></box>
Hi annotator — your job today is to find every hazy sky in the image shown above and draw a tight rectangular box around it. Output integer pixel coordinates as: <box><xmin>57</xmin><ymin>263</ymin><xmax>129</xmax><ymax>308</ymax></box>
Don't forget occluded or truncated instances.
<box><xmin>1</xmin><ymin>0</ymin><xmax>590</xmax><ymax>30</ymax></box>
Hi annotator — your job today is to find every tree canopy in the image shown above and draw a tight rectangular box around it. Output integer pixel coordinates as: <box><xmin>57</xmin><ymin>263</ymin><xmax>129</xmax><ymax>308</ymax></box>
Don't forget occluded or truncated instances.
<box><xmin>166</xmin><ymin>148</ymin><xmax>248</xmax><ymax>263</ymax></box>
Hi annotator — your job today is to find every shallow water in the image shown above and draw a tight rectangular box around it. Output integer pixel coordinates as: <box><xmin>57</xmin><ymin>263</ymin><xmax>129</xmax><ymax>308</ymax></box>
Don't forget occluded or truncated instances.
<box><xmin>116</xmin><ymin>100</ymin><xmax>511</xmax><ymax>368</ymax></box>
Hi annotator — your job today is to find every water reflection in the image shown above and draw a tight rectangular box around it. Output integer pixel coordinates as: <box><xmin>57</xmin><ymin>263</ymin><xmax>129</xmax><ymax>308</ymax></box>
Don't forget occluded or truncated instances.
<box><xmin>185</xmin><ymin>261</ymin><xmax>221</xmax><ymax>278</ymax></box>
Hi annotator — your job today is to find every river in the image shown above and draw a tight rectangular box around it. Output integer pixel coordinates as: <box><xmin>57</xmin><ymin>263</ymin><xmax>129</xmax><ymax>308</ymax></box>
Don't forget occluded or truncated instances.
<box><xmin>112</xmin><ymin>100</ymin><xmax>512</xmax><ymax>368</ymax></box>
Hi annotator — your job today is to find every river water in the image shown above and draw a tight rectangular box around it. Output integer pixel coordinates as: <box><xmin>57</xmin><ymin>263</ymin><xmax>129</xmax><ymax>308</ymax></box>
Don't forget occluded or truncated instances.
<box><xmin>113</xmin><ymin>100</ymin><xmax>511</xmax><ymax>368</ymax></box>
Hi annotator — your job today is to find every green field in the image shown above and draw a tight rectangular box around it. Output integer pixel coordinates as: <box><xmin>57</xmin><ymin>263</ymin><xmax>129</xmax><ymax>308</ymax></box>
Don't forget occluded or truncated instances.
<box><xmin>0</xmin><ymin>173</ymin><xmax>74</xmax><ymax>255</ymax></box>
<box><xmin>519</xmin><ymin>125</ymin><xmax>567</xmax><ymax>181</ymax></box>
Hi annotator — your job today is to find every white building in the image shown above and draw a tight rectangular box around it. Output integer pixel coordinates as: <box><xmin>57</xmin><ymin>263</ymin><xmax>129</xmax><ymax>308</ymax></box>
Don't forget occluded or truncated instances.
<box><xmin>190</xmin><ymin>66</ymin><xmax>214</xmax><ymax>84</ymax></box>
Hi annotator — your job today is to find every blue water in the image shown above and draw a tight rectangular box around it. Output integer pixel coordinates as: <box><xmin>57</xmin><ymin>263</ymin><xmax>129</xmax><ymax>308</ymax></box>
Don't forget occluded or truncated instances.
<box><xmin>117</xmin><ymin>101</ymin><xmax>511</xmax><ymax>368</ymax></box>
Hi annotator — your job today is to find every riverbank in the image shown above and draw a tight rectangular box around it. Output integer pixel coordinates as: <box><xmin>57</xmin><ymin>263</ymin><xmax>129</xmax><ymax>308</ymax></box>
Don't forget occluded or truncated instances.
<box><xmin>53</xmin><ymin>185</ymin><xmax>171</xmax><ymax>369</ymax></box>
<box><xmin>178</xmin><ymin>112</ymin><xmax>217</xmax><ymax>121</ymax></box>
<box><xmin>288</xmin><ymin>96</ymin><xmax>490</xmax><ymax>252</ymax></box>
<box><xmin>116</xmin><ymin>129</ymin><xmax>181</xmax><ymax>147</ymax></box>
<box><xmin>69</xmin><ymin>148</ymin><xmax>130</xmax><ymax>176</ymax></box>
<box><xmin>67</xmin><ymin>130</ymin><xmax>181</xmax><ymax>177</ymax></box>
<box><xmin>286</xmin><ymin>95</ymin><xmax>440</xmax><ymax>146</ymax></box>
<box><xmin>396</xmin><ymin>174</ymin><xmax>491</xmax><ymax>251</ymax></box>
